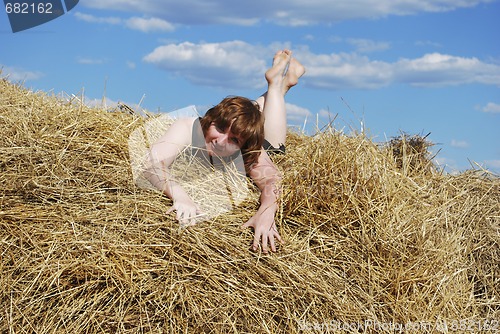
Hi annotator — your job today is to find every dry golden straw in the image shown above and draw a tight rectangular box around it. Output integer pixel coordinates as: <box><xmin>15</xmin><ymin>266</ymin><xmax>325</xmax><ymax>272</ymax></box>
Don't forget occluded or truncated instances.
<box><xmin>1</xmin><ymin>78</ymin><xmax>498</xmax><ymax>333</ymax></box>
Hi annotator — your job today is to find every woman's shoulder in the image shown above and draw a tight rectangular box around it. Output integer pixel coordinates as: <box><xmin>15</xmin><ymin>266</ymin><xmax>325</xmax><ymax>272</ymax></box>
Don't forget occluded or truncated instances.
<box><xmin>154</xmin><ymin>117</ymin><xmax>198</xmax><ymax>148</ymax></box>
<box><xmin>172</xmin><ymin>116</ymin><xmax>198</xmax><ymax>129</ymax></box>
<box><xmin>167</xmin><ymin>116</ymin><xmax>199</xmax><ymax>135</ymax></box>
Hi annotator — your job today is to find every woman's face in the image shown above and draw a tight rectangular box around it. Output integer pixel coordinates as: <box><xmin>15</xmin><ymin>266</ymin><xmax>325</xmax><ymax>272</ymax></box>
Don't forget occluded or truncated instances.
<box><xmin>205</xmin><ymin>122</ymin><xmax>243</xmax><ymax>157</ymax></box>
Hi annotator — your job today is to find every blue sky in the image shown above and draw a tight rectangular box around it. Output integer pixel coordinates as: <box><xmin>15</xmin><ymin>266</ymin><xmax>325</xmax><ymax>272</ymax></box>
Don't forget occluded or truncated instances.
<box><xmin>1</xmin><ymin>0</ymin><xmax>499</xmax><ymax>174</ymax></box>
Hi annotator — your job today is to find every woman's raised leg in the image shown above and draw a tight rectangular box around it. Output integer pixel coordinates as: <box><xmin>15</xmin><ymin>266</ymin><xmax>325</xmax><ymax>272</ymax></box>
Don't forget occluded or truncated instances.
<box><xmin>255</xmin><ymin>51</ymin><xmax>305</xmax><ymax>148</ymax></box>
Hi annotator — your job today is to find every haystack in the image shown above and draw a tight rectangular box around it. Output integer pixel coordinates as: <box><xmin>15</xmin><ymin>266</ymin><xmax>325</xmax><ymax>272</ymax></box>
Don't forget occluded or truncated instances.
<box><xmin>1</xmin><ymin>78</ymin><xmax>498</xmax><ymax>333</ymax></box>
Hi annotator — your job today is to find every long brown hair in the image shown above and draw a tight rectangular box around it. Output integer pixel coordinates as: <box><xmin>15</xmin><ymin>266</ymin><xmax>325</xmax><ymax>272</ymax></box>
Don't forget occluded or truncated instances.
<box><xmin>200</xmin><ymin>96</ymin><xmax>263</xmax><ymax>172</ymax></box>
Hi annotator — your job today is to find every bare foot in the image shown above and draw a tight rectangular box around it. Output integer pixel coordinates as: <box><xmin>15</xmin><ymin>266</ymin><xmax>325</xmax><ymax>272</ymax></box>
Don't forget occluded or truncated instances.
<box><xmin>283</xmin><ymin>58</ymin><xmax>305</xmax><ymax>95</ymax></box>
<box><xmin>265</xmin><ymin>50</ymin><xmax>291</xmax><ymax>86</ymax></box>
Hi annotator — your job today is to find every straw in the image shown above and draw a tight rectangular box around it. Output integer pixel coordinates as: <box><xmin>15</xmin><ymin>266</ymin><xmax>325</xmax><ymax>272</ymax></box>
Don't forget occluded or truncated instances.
<box><xmin>1</xmin><ymin>78</ymin><xmax>498</xmax><ymax>333</ymax></box>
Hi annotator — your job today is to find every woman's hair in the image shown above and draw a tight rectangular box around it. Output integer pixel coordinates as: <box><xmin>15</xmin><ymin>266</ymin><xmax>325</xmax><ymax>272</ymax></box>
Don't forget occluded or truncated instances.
<box><xmin>200</xmin><ymin>96</ymin><xmax>264</xmax><ymax>172</ymax></box>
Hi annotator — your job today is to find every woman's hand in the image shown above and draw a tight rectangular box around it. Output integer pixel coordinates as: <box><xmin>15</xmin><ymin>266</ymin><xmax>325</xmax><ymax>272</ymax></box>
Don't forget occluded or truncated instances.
<box><xmin>242</xmin><ymin>204</ymin><xmax>283</xmax><ymax>254</ymax></box>
<box><xmin>167</xmin><ymin>196</ymin><xmax>203</xmax><ymax>227</ymax></box>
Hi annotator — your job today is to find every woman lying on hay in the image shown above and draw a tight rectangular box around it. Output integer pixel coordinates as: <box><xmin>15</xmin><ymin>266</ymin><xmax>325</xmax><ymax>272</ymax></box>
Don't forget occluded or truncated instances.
<box><xmin>140</xmin><ymin>50</ymin><xmax>305</xmax><ymax>254</ymax></box>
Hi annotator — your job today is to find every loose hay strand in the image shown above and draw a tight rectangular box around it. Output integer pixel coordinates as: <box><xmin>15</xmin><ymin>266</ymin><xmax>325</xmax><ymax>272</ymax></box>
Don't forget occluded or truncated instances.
<box><xmin>1</xmin><ymin>78</ymin><xmax>499</xmax><ymax>333</ymax></box>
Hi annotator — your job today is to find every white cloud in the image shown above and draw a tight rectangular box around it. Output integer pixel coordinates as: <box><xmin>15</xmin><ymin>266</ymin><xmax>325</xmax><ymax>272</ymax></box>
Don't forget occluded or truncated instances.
<box><xmin>0</xmin><ymin>65</ymin><xmax>43</xmax><ymax>81</ymax></box>
<box><xmin>74</xmin><ymin>12</ymin><xmax>121</xmax><ymax>25</ymax></box>
<box><xmin>328</xmin><ymin>36</ymin><xmax>391</xmax><ymax>53</ymax></box>
<box><xmin>80</xmin><ymin>0</ymin><xmax>495</xmax><ymax>26</ymax></box>
<box><xmin>84</xmin><ymin>96</ymin><xmax>119</xmax><ymax>109</ymax></box>
<box><xmin>415</xmin><ymin>40</ymin><xmax>442</xmax><ymax>48</ymax></box>
<box><xmin>433</xmin><ymin>156</ymin><xmax>461</xmax><ymax>174</ymax></box>
<box><xmin>346</xmin><ymin>38</ymin><xmax>391</xmax><ymax>53</ymax></box>
<box><xmin>450</xmin><ymin>139</ymin><xmax>469</xmax><ymax>149</ymax></box>
<box><xmin>296</xmin><ymin>51</ymin><xmax>393</xmax><ymax>89</ymax></box>
<box><xmin>467</xmin><ymin>159</ymin><xmax>500</xmax><ymax>174</ymax></box>
<box><xmin>76</xmin><ymin>57</ymin><xmax>105</xmax><ymax>65</ymax></box>
<box><xmin>484</xmin><ymin>160</ymin><xmax>500</xmax><ymax>169</ymax></box>
<box><xmin>328</xmin><ymin>36</ymin><xmax>343</xmax><ymax>43</ymax></box>
<box><xmin>394</xmin><ymin>53</ymin><xmax>500</xmax><ymax>87</ymax></box>
<box><xmin>143</xmin><ymin>41</ymin><xmax>271</xmax><ymax>89</ymax></box>
<box><xmin>479</xmin><ymin>102</ymin><xmax>500</xmax><ymax>114</ymax></box>
<box><xmin>302</xmin><ymin>34</ymin><xmax>315</xmax><ymax>41</ymax></box>
<box><xmin>74</xmin><ymin>12</ymin><xmax>175</xmax><ymax>33</ymax></box>
<box><xmin>297</xmin><ymin>50</ymin><xmax>500</xmax><ymax>90</ymax></box>
<box><xmin>286</xmin><ymin>103</ymin><xmax>312</xmax><ymax>122</ymax></box>
<box><xmin>319</xmin><ymin>108</ymin><xmax>335</xmax><ymax>119</ymax></box>
<box><xmin>141</xmin><ymin>41</ymin><xmax>500</xmax><ymax>91</ymax></box>
<box><xmin>83</xmin><ymin>95</ymin><xmax>146</xmax><ymax>113</ymax></box>
<box><xmin>125</xmin><ymin>17</ymin><xmax>174</xmax><ymax>32</ymax></box>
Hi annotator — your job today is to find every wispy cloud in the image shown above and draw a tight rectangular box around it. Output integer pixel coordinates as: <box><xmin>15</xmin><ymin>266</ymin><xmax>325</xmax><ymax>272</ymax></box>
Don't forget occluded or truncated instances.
<box><xmin>329</xmin><ymin>36</ymin><xmax>391</xmax><ymax>53</ymax></box>
<box><xmin>319</xmin><ymin>108</ymin><xmax>335</xmax><ymax>119</ymax></box>
<box><xmin>450</xmin><ymin>139</ymin><xmax>469</xmax><ymax>149</ymax></box>
<box><xmin>286</xmin><ymin>103</ymin><xmax>312</xmax><ymax>122</ymax></box>
<box><xmin>346</xmin><ymin>38</ymin><xmax>391</xmax><ymax>53</ymax></box>
<box><xmin>484</xmin><ymin>160</ymin><xmax>500</xmax><ymax>169</ymax></box>
<box><xmin>83</xmin><ymin>95</ymin><xmax>145</xmax><ymax>112</ymax></box>
<box><xmin>126</xmin><ymin>61</ymin><xmax>136</xmax><ymax>69</ymax></box>
<box><xmin>84</xmin><ymin>96</ymin><xmax>119</xmax><ymax>109</ymax></box>
<box><xmin>74</xmin><ymin>12</ymin><xmax>174</xmax><ymax>33</ymax></box>
<box><xmin>415</xmin><ymin>40</ymin><xmax>442</xmax><ymax>48</ymax></box>
<box><xmin>433</xmin><ymin>156</ymin><xmax>461</xmax><ymax>174</ymax></box>
<box><xmin>142</xmin><ymin>41</ymin><xmax>500</xmax><ymax>91</ymax></box>
<box><xmin>74</xmin><ymin>12</ymin><xmax>121</xmax><ymax>25</ymax></box>
<box><xmin>80</xmin><ymin>0</ymin><xmax>495</xmax><ymax>26</ymax></box>
<box><xmin>0</xmin><ymin>65</ymin><xmax>43</xmax><ymax>81</ymax></box>
<box><xmin>125</xmin><ymin>17</ymin><xmax>174</xmax><ymax>32</ymax></box>
<box><xmin>76</xmin><ymin>57</ymin><xmax>106</xmax><ymax>65</ymax></box>
<box><xmin>478</xmin><ymin>102</ymin><xmax>500</xmax><ymax>114</ymax></box>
